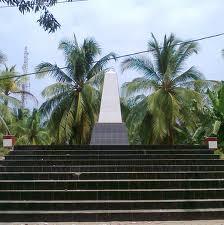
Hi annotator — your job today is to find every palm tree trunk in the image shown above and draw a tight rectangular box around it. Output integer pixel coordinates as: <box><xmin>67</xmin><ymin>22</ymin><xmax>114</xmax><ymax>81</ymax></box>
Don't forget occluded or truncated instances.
<box><xmin>4</xmin><ymin>91</ymin><xmax>9</xmax><ymax>106</ymax></box>
<box><xmin>168</xmin><ymin>125</ymin><xmax>174</xmax><ymax>145</ymax></box>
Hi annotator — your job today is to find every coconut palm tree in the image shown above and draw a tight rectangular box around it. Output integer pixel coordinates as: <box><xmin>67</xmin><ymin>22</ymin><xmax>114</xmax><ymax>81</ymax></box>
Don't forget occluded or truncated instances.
<box><xmin>121</xmin><ymin>33</ymin><xmax>203</xmax><ymax>144</ymax></box>
<box><xmin>36</xmin><ymin>35</ymin><xmax>116</xmax><ymax>144</ymax></box>
<box><xmin>0</xmin><ymin>65</ymin><xmax>37</xmax><ymax>107</ymax></box>
<box><xmin>13</xmin><ymin>109</ymin><xmax>51</xmax><ymax>145</ymax></box>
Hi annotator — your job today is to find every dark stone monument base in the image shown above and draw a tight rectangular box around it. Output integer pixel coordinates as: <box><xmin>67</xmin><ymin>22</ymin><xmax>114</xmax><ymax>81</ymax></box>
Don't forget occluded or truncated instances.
<box><xmin>90</xmin><ymin>123</ymin><xmax>129</xmax><ymax>145</ymax></box>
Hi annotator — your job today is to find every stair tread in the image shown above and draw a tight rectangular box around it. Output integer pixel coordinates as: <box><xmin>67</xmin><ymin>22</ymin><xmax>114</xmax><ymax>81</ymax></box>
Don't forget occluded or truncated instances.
<box><xmin>1</xmin><ymin>199</ymin><xmax>224</xmax><ymax>203</ymax></box>
<box><xmin>3</xmin><ymin>159</ymin><xmax>221</xmax><ymax>161</ymax></box>
<box><xmin>1</xmin><ymin>171</ymin><xmax>224</xmax><ymax>174</ymax></box>
<box><xmin>8</xmin><ymin>154</ymin><xmax>216</xmax><ymax>156</ymax></box>
<box><xmin>2</xmin><ymin>144</ymin><xmax>222</xmax><ymax>221</ymax></box>
<box><xmin>1</xmin><ymin>208</ymin><xmax>224</xmax><ymax>214</ymax></box>
<box><xmin>1</xmin><ymin>188</ymin><xmax>224</xmax><ymax>192</ymax></box>
<box><xmin>1</xmin><ymin>164</ymin><xmax>223</xmax><ymax>167</ymax></box>
<box><xmin>1</xmin><ymin>178</ymin><xmax>224</xmax><ymax>182</ymax></box>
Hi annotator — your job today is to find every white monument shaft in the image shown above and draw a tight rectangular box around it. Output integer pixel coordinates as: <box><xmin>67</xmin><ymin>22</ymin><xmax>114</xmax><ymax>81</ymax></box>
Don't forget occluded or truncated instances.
<box><xmin>98</xmin><ymin>71</ymin><xmax>122</xmax><ymax>123</ymax></box>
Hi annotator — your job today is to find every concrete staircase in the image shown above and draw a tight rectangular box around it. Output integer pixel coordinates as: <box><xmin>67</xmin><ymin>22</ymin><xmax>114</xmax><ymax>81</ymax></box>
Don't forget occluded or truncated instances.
<box><xmin>0</xmin><ymin>145</ymin><xmax>224</xmax><ymax>222</ymax></box>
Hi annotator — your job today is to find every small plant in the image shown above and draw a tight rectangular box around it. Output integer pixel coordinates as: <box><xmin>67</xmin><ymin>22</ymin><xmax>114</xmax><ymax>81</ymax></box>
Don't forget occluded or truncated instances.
<box><xmin>0</xmin><ymin>147</ymin><xmax>10</xmax><ymax>157</ymax></box>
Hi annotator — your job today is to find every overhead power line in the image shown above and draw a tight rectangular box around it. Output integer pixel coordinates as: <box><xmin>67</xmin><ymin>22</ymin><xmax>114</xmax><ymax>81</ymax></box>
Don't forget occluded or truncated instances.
<box><xmin>115</xmin><ymin>32</ymin><xmax>224</xmax><ymax>59</ymax></box>
<box><xmin>0</xmin><ymin>32</ymin><xmax>224</xmax><ymax>81</ymax></box>
<box><xmin>0</xmin><ymin>0</ymin><xmax>87</xmax><ymax>9</ymax></box>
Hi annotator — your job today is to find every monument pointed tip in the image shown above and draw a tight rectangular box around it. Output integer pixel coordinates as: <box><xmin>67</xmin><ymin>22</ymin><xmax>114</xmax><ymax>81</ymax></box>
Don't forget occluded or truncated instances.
<box><xmin>107</xmin><ymin>68</ymin><xmax>116</xmax><ymax>73</ymax></box>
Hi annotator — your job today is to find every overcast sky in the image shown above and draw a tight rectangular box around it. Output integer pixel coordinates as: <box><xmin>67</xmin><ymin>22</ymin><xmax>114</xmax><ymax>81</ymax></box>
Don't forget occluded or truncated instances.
<box><xmin>0</xmin><ymin>0</ymin><xmax>224</xmax><ymax>107</ymax></box>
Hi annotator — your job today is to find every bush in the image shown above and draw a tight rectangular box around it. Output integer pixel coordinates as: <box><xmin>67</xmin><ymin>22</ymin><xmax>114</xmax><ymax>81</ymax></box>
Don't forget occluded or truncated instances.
<box><xmin>215</xmin><ymin>148</ymin><xmax>224</xmax><ymax>159</ymax></box>
<box><xmin>0</xmin><ymin>147</ymin><xmax>10</xmax><ymax>157</ymax></box>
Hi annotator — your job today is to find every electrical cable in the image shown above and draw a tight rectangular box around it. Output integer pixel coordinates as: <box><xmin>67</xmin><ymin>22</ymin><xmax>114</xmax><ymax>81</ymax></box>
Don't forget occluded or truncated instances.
<box><xmin>0</xmin><ymin>32</ymin><xmax>224</xmax><ymax>81</ymax></box>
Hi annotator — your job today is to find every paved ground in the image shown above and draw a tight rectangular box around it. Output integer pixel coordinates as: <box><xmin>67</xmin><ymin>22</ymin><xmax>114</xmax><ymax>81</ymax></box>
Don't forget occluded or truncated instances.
<box><xmin>2</xmin><ymin>221</ymin><xmax>224</xmax><ymax>225</ymax></box>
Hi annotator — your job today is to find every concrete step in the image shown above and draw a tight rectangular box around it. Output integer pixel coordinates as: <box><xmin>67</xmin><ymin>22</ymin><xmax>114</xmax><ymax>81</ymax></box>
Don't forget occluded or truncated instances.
<box><xmin>2</xmin><ymin>159</ymin><xmax>224</xmax><ymax>166</ymax></box>
<box><xmin>1</xmin><ymin>165</ymin><xmax>224</xmax><ymax>172</ymax></box>
<box><xmin>1</xmin><ymin>179</ymin><xmax>224</xmax><ymax>190</ymax></box>
<box><xmin>1</xmin><ymin>199</ymin><xmax>224</xmax><ymax>211</ymax></box>
<box><xmin>0</xmin><ymin>189</ymin><xmax>223</xmax><ymax>200</ymax></box>
<box><xmin>1</xmin><ymin>171</ymin><xmax>224</xmax><ymax>180</ymax></box>
<box><xmin>0</xmin><ymin>208</ymin><xmax>224</xmax><ymax>222</ymax></box>
<box><xmin>14</xmin><ymin>144</ymin><xmax>208</xmax><ymax>151</ymax></box>
<box><xmin>5</xmin><ymin>154</ymin><xmax>219</xmax><ymax>160</ymax></box>
<box><xmin>2</xmin><ymin>144</ymin><xmax>221</xmax><ymax>222</ymax></box>
<box><xmin>11</xmin><ymin>149</ymin><xmax>213</xmax><ymax>155</ymax></box>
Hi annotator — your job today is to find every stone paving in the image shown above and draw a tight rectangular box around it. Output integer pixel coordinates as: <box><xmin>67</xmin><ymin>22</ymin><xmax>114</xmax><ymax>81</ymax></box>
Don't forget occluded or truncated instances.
<box><xmin>2</xmin><ymin>221</ymin><xmax>224</xmax><ymax>225</ymax></box>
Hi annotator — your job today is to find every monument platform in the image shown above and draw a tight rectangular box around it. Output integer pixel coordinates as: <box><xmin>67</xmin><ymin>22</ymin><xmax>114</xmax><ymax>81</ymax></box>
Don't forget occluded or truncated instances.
<box><xmin>90</xmin><ymin>70</ymin><xmax>129</xmax><ymax>145</ymax></box>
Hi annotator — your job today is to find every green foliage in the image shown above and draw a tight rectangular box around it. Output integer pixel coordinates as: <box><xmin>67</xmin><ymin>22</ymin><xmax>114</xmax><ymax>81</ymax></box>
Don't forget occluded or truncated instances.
<box><xmin>36</xmin><ymin>35</ymin><xmax>116</xmax><ymax>144</ymax></box>
<box><xmin>122</xmin><ymin>33</ymin><xmax>204</xmax><ymax>144</ymax></box>
<box><xmin>0</xmin><ymin>147</ymin><xmax>10</xmax><ymax>157</ymax></box>
<box><xmin>0</xmin><ymin>34</ymin><xmax>223</xmax><ymax>146</ymax></box>
<box><xmin>0</xmin><ymin>0</ymin><xmax>61</xmax><ymax>32</ymax></box>
<box><xmin>11</xmin><ymin>109</ymin><xmax>51</xmax><ymax>145</ymax></box>
<box><xmin>0</xmin><ymin>65</ymin><xmax>37</xmax><ymax>107</ymax></box>
<box><xmin>206</xmin><ymin>83</ymin><xmax>224</xmax><ymax>146</ymax></box>
<box><xmin>215</xmin><ymin>149</ymin><xmax>224</xmax><ymax>159</ymax></box>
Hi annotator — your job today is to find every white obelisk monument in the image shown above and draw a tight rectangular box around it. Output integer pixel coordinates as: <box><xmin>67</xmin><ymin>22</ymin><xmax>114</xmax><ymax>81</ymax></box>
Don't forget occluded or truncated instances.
<box><xmin>98</xmin><ymin>71</ymin><xmax>122</xmax><ymax>123</ymax></box>
<box><xmin>90</xmin><ymin>70</ymin><xmax>129</xmax><ymax>145</ymax></box>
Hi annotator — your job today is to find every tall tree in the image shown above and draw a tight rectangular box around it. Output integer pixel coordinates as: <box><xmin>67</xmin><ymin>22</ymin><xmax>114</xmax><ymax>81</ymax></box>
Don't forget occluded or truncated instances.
<box><xmin>12</xmin><ymin>109</ymin><xmax>51</xmax><ymax>145</ymax></box>
<box><xmin>207</xmin><ymin>83</ymin><xmax>224</xmax><ymax>144</ymax></box>
<box><xmin>0</xmin><ymin>65</ymin><xmax>37</xmax><ymax>107</ymax></box>
<box><xmin>36</xmin><ymin>35</ymin><xmax>116</xmax><ymax>144</ymax></box>
<box><xmin>121</xmin><ymin>33</ymin><xmax>203</xmax><ymax>144</ymax></box>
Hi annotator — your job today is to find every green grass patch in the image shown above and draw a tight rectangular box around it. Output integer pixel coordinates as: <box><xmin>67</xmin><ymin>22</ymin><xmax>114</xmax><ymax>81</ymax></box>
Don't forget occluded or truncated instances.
<box><xmin>215</xmin><ymin>149</ymin><xmax>224</xmax><ymax>159</ymax></box>
<box><xmin>0</xmin><ymin>147</ymin><xmax>10</xmax><ymax>157</ymax></box>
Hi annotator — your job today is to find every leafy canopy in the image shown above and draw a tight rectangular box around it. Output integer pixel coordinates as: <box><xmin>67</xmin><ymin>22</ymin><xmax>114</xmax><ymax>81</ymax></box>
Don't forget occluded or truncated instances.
<box><xmin>10</xmin><ymin>108</ymin><xmax>51</xmax><ymax>145</ymax></box>
<box><xmin>0</xmin><ymin>65</ymin><xmax>37</xmax><ymax>107</ymax></box>
<box><xmin>122</xmin><ymin>33</ymin><xmax>204</xmax><ymax>144</ymax></box>
<box><xmin>0</xmin><ymin>0</ymin><xmax>86</xmax><ymax>32</ymax></box>
<box><xmin>36</xmin><ymin>35</ymin><xmax>116</xmax><ymax>144</ymax></box>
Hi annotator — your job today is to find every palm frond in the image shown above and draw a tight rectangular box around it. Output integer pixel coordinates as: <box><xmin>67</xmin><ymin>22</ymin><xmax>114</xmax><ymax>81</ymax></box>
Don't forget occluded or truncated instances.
<box><xmin>35</xmin><ymin>62</ymin><xmax>74</xmax><ymax>83</ymax></box>
<box><xmin>47</xmin><ymin>94</ymin><xmax>76</xmax><ymax>143</ymax></box>
<box><xmin>12</xmin><ymin>90</ymin><xmax>38</xmax><ymax>106</ymax></box>
<box><xmin>87</xmin><ymin>52</ymin><xmax>116</xmax><ymax>81</ymax></box>
<box><xmin>121</xmin><ymin>56</ymin><xmax>161</xmax><ymax>81</ymax></box>
<box><xmin>0</xmin><ymin>113</ymin><xmax>10</xmax><ymax>134</ymax></box>
<box><xmin>82</xmin><ymin>38</ymin><xmax>101</xmax><ymax>66</ymax></box>
<box><xmin>41</xmin><ymin>82</ymin><xmax>72</xmax><ymax>98</ymax></box>
<box><xmin>81</xmin><ymin>84</ymin><xmax>100</xmax><ymax>124</ymax></box>
<box><xmin>59</xmin><ymin>39</ymin><xmax>77</xmax><ymax>60</ymax></box>
<box><xmin>121</xmin><ymin>77</ymin><xmax>158</xmax><ymax>97</ymax></box>
<box><xmin>148</xmin><ymin>33</ymin><xmax>179</xmax><ymax>76</ymax></box>
<box><xmin>39</xmin><ymin>92</ymin><xmax>70</xmax><ymax>116</ymax></box>
<box><xmin>173</xmin><ymin>41</ymin><xmax>199</xmax><ymax>74</ymax></box>
<box><xmin>172</xmin><ymin>66</ymin><xmax>204</xmax><ymax>85</ymax></box>
<box><xmin>0</xmin><ymin>93</ymin><xmax>21</xmax><ymax>107</ymax></box>
<box><xmin>175</xmin><ymin>87</ymin><xmax>202</xmax><ymax>109</ymax></box>
<box><xmin>86</xmin><ymin>70</ymin><xmax>105</xmax><ymax>90</ymax></box>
